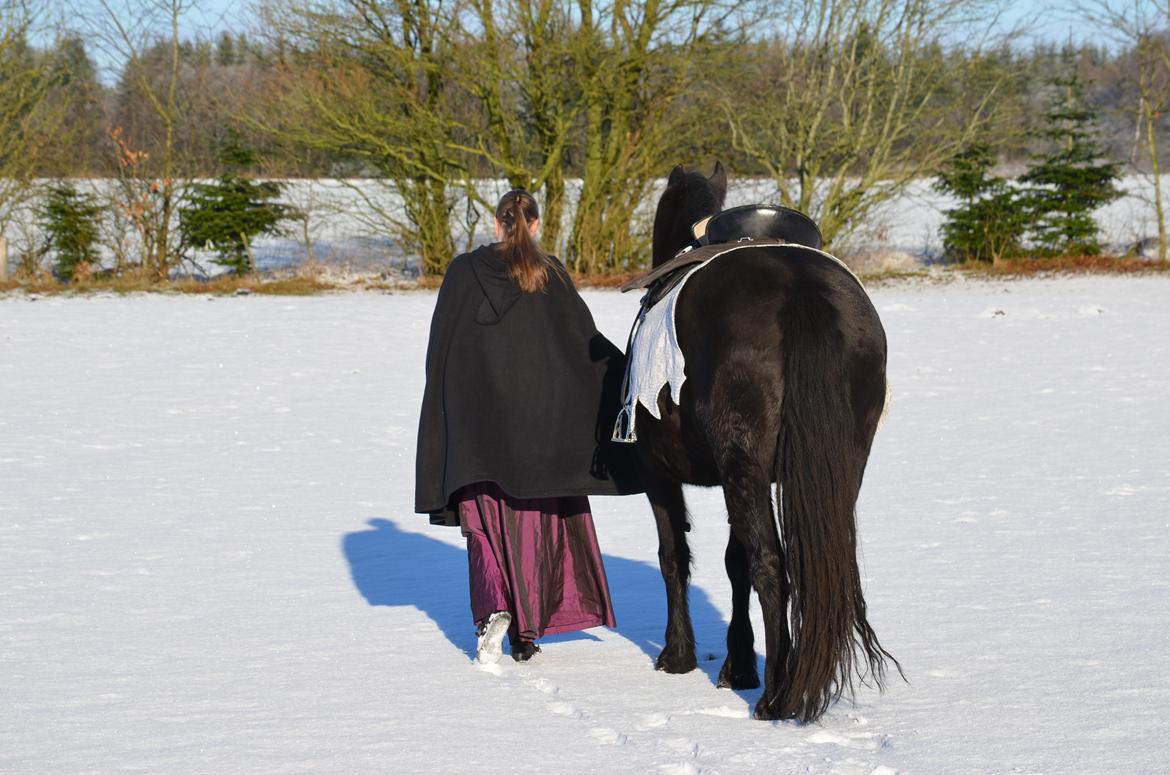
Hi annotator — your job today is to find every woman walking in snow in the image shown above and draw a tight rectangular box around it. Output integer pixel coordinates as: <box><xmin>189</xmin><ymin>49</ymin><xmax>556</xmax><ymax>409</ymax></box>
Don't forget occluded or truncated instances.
<box><xmin>414</xmin><ymin>189</ymin><xmax>641</xmax><ymax>663</ymax></box>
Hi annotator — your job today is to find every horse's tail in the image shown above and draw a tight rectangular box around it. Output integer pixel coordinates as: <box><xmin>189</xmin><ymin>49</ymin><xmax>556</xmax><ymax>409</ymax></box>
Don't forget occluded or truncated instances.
<box><xmin>773</xmin><ymin>283</ymin><xmax>901</xmax><ymax>723</ymax></box>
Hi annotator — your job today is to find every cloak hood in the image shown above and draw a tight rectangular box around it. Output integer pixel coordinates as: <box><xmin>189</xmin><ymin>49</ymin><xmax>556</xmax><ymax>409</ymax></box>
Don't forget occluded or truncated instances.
<box><xmin>414</xmin><ymin>244</ymin><xmax>642</xmax><ymax>524</ymax></box>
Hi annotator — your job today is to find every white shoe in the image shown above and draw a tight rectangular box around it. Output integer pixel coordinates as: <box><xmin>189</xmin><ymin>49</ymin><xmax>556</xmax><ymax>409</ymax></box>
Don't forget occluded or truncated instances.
<box><xmin>476</xmin><ymin>611</ymin><xmax>512</xmax><ymax>664</ymax></box>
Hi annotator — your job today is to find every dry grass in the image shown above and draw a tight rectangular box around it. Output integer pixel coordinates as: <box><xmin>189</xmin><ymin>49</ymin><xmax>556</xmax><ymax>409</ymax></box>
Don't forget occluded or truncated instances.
<box><xmin>3</xmin><ymin>254</ymin><xmax>1167</xmax><ymax>298</ymax></box>
<box><xmin>956</xmin><ymin>255</ymin><xmax>1170</xmax><ymax>277</ymax></box>
<box><xmin>857</xmin><ymin>267</ymin><xmax>937</xmax><ymax>285</ymax></box>
<box><xmin>0</xmin><ymin>265</ymin><xmax>420</xmax><ymax>296</ymax></box>
<box><xmin>0</xmin><ymin>274</ymin><xmax>339</xmax><ymax>296</ymax></box>
<box><xmin>166</xmin><ymin>275</ymin><xmax>339</xmax><ymax>296</ymax></box>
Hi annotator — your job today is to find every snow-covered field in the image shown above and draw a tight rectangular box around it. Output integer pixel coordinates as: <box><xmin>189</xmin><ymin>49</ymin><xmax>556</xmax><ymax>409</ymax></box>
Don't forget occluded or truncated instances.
<box><xmin>2</xmin><ymin>277</ymin><xmax>1168</xmax><ymax>774</ymax></box>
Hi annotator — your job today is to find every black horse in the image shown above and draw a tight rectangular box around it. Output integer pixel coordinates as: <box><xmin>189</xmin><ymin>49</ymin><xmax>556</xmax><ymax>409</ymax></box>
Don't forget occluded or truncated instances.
<box><xmin>632</xmin><ymin>163</ymin><xmax>900</xmax><ymax>722</ymax></box>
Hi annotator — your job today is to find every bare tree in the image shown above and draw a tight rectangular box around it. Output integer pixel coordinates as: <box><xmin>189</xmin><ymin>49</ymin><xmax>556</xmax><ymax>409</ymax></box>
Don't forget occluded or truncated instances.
<box><xmin>455</xmin><ymin>0</ymin><xmax>579</xmax><ymax>253</ymax></box>
<box><xmin>0</xmin><ymin>2</ymin><xmax>63</xmax><ymax>271</ymax></box>
<box><xmin>252</xmin><ymin>0</ymin><xmax>477</xmax><ymax>275</ymax></box>
<box><xmin>726</xmin><ymin>0</ymin><xmax>1016</xmax><ymax>249</ymax></box>
<box><xmin>1082</xmin><ymin>0</ymin><xmax>1170</xmax><ymax>263</ymax></box>
<box><xmin>86</xmin><ymin>0</ymin><xmax>208</xmax><ymax>278</ymax></box>
<box><xmin>567</xmin><ymin>0</ymin><xmax>734</xmax><ymax>273</ymax></box>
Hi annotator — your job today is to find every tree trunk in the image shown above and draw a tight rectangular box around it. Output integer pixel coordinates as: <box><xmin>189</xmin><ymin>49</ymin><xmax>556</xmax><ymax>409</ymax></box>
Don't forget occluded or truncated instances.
<box><xmin>302</xmin><ymin>214</ymin><xmax>315</xmax><ymax>267</ymax></box>
<box><xmin>0</xmin><ymin>234</ymin><xmax>8</xmax><ymax>281</ymax></box>
<box><xmin>156</xmin><ymin>183</ymin><xmax>173</xmax><ymax>279</ymax></box>
<box><xmin>242</xmin><ymin>231</ymin><xmax>255</xmax><ymax>274</ymax></box>
<box><xmin>155</xmin><ymin>0</ymin><xmax>181</xmax><ymax>280</ymax></box>
<box><xmin>411</xmin><ymin>177</ymin><xmax>456</xmax><ymax>275</ymax></box>
<box><xmin>542</xmin><ymin>168</ymin><xmax>565</xmax><ymax>257</ymax></box>
<box><xmin>571</xmin><ymin>87</ymin><xmax>607</xmax><ymax>273</ymax></box>
<box><xmin>1144</xmin><ymin>97</ymin><xmax>1167</xmax><ymax>263</ymax></box>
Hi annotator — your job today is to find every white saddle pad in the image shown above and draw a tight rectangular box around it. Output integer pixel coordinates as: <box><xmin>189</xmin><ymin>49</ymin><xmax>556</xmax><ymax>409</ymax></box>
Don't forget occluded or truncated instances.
<box><xmin>614</xmin><ymin>258</ymin><xmax>713</xmax><ymax>441</ymax></box>
<box><xmin>611</xmin><ymin>244</ymin><xmax>880</xmax><ymax>443</ymax></box>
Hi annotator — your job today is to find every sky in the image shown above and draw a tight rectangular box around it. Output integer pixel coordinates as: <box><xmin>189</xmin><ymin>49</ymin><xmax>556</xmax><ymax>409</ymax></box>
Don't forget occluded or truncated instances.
<box><xmin>56</xmin><ymin>0</ymin><xmax>1124</xmax><ymax>83</ymax></box>
<box><xmin>66</xmin><ymin>0</ymin><xmax>1110</xmax><ymax>44</ymax></box>
<box><xmin>51</xmin><ymin>0</ymin><xmax>248</xmax><ymax>82</ymax></box>
<box><xmin>998</xmin><ymin>0</ymin><xmax>1116</xmax><ymax>46</ymax></box>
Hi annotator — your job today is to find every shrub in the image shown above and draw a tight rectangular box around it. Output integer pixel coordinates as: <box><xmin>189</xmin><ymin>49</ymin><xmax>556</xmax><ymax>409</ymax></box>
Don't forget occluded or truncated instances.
<box><xmin>37</xmin><ymin>182</ymin><xmax>102</xmax><ymax>281</ymax></box>
<box><xmin>934</xmin><ymin>145</ymin><xmax>1026</xmax><ymax>263</ymax></box>
<box><xmin>179</xmin><ymin>176</ymin><xmax>293</xmax><ymax>275</ymax></box>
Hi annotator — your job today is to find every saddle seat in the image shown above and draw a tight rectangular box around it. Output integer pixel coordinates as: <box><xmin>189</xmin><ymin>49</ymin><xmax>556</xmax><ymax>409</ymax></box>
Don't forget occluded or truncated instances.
<box><xmin>621</xmin><ymin>204</ymin><xmax>823</xmax><ymax>305</ymax></box>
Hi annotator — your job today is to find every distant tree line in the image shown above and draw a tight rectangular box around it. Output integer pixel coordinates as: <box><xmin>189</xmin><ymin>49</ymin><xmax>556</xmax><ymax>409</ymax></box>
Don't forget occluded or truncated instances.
<box><xmin>3</xmin><ymin>0</ymin><xmax>1170</xmax><ymax>282</ymax></box>
<box><xmin>936</xmin><ymin>58</ymin><xmax>1125</xmax><ymax>264</ymax></box>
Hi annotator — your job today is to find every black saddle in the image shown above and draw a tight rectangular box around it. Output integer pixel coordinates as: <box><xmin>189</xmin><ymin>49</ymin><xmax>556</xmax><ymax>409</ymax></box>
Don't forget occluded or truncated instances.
<box><xmin>621</xmin><ymin>204</ymin><xmax>822</xmax><ymax>304</ymax></box>
<box><xmin>694</xmin><ymin>204</ymin><xmax>822</xmax><ymax>250</ymax></box>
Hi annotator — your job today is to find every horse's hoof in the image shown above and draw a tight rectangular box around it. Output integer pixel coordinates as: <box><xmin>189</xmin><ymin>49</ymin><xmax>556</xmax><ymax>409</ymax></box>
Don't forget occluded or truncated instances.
<box><xmin>717</xmin><ymin>660</ymin><xmax>760</xmax><ymax>690</ymax></box>
<box><xmin>655</xmin><ymin>650</ymin><xmax>697</xmax><ymax>674</ymax></box>
<box><xmin>752</xmin><ymin>695</ymin><xmax>783</xmax><ymax>721</ymax></box>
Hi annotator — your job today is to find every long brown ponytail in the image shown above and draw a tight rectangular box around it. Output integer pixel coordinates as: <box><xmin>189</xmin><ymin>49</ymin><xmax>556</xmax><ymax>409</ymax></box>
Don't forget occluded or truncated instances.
<box><xmin>495</xmin><ymin>189</ymin><xmax>552</xmax><ymax>293</ymax></box>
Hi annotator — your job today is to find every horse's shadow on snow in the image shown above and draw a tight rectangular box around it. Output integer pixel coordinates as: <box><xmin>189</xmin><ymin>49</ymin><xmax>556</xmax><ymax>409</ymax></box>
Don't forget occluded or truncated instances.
<box><xmin>341</xmin><ymin>517</ymin><xmax>735</xmax><ymax>686</ymax></box>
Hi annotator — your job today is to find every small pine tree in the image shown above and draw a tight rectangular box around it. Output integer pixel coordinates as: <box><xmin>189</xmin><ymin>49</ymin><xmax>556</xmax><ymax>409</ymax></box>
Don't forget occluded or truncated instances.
<box><xmin>1020</xmin><ymin>61</ymin><xmax>1122</xmax><ymax>256</ymax></box>
<box><xmin>179</xmin><ymin>144</ymin><xmax>292</xmax><ymax>275</ymax></box>
<box><xmin>934</xmin><ymin>145</ymin><xmax>1026</xmax><ymax>264</ymax></box>
<box><xmin>38</xmin><ymin>183</ymin><xmax>102</xmax><ymax>281</ymax></box>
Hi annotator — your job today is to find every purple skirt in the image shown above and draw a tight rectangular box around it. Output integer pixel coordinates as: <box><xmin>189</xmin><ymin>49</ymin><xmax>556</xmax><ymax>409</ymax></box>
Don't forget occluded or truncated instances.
<box><xmin>457</xmin><ymin>482</ymin><xmax>616</xmax><ymax>641</ymax></box>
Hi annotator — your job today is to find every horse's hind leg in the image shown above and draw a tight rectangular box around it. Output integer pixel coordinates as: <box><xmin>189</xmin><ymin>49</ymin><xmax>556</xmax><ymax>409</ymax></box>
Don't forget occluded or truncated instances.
<box><xmin>718</xmin><ymin>532</ymin><xmax>760</xmax><ymax>690</ymax></box>
<box><xmin>717</xmin><ymin>446</ymin><xmax>791</xmax><ymax>720</ymax></box>
<box><xmin>644</xmin><ymin>466</ymin><xmax>697</xmax><ymax>674</ymax></box>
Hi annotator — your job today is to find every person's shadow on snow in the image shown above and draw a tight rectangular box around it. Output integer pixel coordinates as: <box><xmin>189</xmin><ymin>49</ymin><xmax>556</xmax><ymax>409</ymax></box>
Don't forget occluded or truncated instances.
<box><xmin>341</xmin><ymin>517</ymin><xmax>736</xmax><ymax>686</ymax></box>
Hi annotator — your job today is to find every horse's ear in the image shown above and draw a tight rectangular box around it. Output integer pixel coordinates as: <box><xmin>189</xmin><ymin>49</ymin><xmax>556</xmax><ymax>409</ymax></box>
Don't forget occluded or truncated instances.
<box><xmin>667</xmin><ymin>165</ymin><xmax>686</xmax><ymax>188</ymax></box>
<box><xmin>710</xmin><ymin>161</ymin><xmax>727</xmax><ymax>199</ymax></box>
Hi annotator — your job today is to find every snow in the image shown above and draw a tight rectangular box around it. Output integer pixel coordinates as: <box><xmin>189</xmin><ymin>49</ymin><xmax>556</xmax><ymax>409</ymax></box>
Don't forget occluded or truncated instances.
<box><xmin>7</xmin><ymin>175</ymin><xmax>1170</xmax><ymax>274</ymax></box>
<box><xmin>232</xmin><ymin>174</ymin><xmax>1170</xmax><ymax>267</ymax></box>
<box><xmin>2</xmin><ymin>276</ymin><xmax>1169</xmax><ymax>774</ymax></box>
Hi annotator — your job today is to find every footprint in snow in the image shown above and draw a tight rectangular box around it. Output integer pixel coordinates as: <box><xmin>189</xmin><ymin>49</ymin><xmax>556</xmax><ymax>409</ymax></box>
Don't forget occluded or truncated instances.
<box><xmin>691</xmin><ymin>705</ymin><xmax>749</xmax><ymax>719</ymax></box>
<box><xmin>526</xmin><ymin>677</ymin><xmax>558</xmax><ymax>695</ymax></box>
<box><xmin>547</xmin><ymin>700</ymin><xmax>584</xmax><ymax>719</ymax></box>
<box><xmin>662</xmin><ymin>737</ymin><xmax>700</xmax><ymax>757</ymax></box>
<box><xmin>807</xmin><ymin>730</ymin><xmax>880</xmax><ymax>751</ymax></box>
<box><xmin>658</xmin><ymin>763</ymin><xmax>705</xmax><ymax>775</ymax></box>
<box><xmin>588</xmin><ymin>727</ymin><xmax>629</xmax><ymax>746</ymax></box>
<box><xmin>475</xmin><ymin>661</ymin><xmax>504</xmax><ymax>677</ymax></box>
<box><xmin>637</xmin><ymin>712</ymin><xmax>670</xmax><ymax>730</ymax></box>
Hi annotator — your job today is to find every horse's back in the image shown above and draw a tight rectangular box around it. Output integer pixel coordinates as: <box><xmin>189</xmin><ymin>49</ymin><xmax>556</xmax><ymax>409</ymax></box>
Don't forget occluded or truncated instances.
<box><xmin>676</xmin><ymin>244</ymin><xmax>885</xmax><ymax>365</ymax></box>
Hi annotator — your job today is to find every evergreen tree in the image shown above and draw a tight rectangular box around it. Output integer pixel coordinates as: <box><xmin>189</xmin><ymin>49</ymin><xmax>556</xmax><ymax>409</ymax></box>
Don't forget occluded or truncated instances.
<box><xmin>1020</xmin><ymin>60</ymin><xmax>1122</xmax><ymax>256</ymax></box>
<box><xmin>215</xmin><ymin>31</ymin><xmax>235</xmax><ymax>67</ymax></box>
<box><xmin>179</xmin><ymin>144</ymin><xmax>293</xmax><ymax>275</ymax></box>
<box><xmin>934</xmin><ymin>144</ymin><xmax>1027</xmax><ymax>263</ymax></box>
<box><xmin>37</xmin><ymin>183</ymin><xmax>102</xmax><ymax>281</ymax></box>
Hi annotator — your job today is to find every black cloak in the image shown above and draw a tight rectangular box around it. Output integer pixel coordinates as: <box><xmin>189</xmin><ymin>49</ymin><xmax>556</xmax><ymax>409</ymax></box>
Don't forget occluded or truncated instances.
<box><xmin>414</xmin><ymin>244</ymin><xmax>642</xmax><ymax>525</ymax></box>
